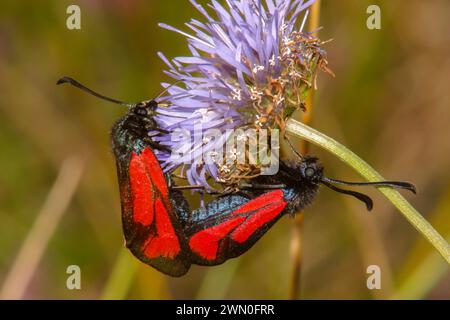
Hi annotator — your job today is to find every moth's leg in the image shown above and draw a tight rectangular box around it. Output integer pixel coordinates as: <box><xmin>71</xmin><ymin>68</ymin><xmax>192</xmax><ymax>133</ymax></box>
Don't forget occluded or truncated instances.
<box><xmin>283</xmin><ymin>134</ymin><xmax>304</xmax><ymax>160</ymax></box>
<box><xmin>170</xmin><ymin>185</ymin><xmax>222</xmax><ymax>195</ymax></box>
<box><xmin>142</xmin><ymin>137</ymin><xmax>171</xmax><ymax>152</ymax></box>
<box><xmin>171</xmin><ymin>182</ymin><xmax>286</xmax><ymax>196</ymax></box>
<box><xmin>239</xmin><ymin>183</ymin><xmax>286</xmax><ymax>190</ymax></box>
<box><xmin>146</xmin><ymin>126</ymin><xmax>170</xmax><ymax>135</ymax></box>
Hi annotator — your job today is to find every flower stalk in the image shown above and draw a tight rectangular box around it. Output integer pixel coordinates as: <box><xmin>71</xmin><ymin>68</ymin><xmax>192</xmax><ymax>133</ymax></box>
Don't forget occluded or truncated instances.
<box><xmin>285</xmin><ymin>118</ymin><xmax>450</xmax><ymax>264</ymax></box>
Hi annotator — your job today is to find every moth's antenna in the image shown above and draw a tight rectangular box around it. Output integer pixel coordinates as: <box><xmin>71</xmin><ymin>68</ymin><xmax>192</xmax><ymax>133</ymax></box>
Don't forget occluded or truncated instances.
<box><xmin>57</xmin><ymin>76</ymin><xmax>135</xmax><ymax>108</ymax></box>
<box><xmin>321</xmin><ymin>180</ymin><xmax>373</xmax><ymax>211</ymax></box>
<box><xmin>321</xmin><ymin>177</ymin><xmax>417</xmax><ymax>194</ymax></box>
<box><xmin>285</xmin><ymin>136</ymin><xmax>303</xmax><ymax>160</ymax></box>
<box><xmin>154</xmin><ymin>80</ymin><xmax>182</xmax><ymax>101</ymax></box>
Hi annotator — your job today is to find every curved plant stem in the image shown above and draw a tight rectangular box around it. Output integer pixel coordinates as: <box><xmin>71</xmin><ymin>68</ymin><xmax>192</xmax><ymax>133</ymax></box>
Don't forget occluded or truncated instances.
<box><xmin>288</xmin><ymin>0</ymin><xmax>321</xmax><ymax>300</ymax></box>
<box><xmin>391</xmin><ymin>243</ymin><xmax>449</xmax><ymax>299</ymax></box>
<box><xmin>285</xmin><ymin>118</ymin><xmax>450</xmax><ymax>264</ymax></box>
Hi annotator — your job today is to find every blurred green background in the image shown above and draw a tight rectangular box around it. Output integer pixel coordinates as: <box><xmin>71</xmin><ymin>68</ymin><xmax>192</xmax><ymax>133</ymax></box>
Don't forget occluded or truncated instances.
<box><xmin>0</xmin><ymin>0</ymin><xmax>448</xmax><ymax>299</ymax></box>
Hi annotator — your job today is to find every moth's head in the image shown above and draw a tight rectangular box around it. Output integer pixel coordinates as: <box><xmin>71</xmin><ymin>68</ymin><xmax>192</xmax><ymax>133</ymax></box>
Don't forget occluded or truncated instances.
<box><xmin>293</xmin><ymin>156</ymin><xmax>416</xmax><ymax>211</ymax></box>
<box><xmin>299</xmin><ymin>156</ymin><xmax>324</xmax><ymax>184</ymax></box>
<box><xmin>133</xmin><ymin>100</ymin><xmax>158</xmax><ymax>117</ymax></box>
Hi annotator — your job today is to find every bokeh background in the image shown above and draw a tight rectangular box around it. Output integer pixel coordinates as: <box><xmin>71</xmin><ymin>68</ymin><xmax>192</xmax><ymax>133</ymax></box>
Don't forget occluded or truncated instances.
<box><xmin>0</xmin><ymin>0</ymin><xmax>449</xmax><ymax>299</ymax></box>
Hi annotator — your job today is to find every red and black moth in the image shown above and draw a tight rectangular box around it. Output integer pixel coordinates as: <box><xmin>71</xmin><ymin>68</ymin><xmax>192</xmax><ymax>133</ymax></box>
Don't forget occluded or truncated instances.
<box><xmin>58</xmin><ymin>77</ymin><xmax>416</xmax><ymax>277</ymax></box>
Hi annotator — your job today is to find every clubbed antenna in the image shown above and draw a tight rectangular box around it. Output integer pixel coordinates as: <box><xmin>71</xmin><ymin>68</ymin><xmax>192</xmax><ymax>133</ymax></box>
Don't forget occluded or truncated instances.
<box><xmin>321</xmin><ymin>180</ymin><xmax>374</xmax><ymax>211</ymax></box>
<box><xmin>320</xmin><ymin>176</ymin><xmax>416</xmax><ymax>211</ymax></box>
<box><xmin>57</xmin><ymin>76</ymin><xmax>135</xmax><ymax>108</ymax></box>
<box><xmin>322</xmin><ymin>177</ymin><xmax>416</xmax><ymax>194</ymax></box>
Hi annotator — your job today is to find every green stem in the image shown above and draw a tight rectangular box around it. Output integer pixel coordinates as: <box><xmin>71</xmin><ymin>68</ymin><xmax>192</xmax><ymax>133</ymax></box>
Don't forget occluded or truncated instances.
<box><xmin>391</xmin><ymin>246</ymin><xmax>449</xmax><ymax>299</ymax></box>
<box><xmin>285</xmin><ymin>118</ymin><xmax>450</xmax><ymax>264</ymax></box>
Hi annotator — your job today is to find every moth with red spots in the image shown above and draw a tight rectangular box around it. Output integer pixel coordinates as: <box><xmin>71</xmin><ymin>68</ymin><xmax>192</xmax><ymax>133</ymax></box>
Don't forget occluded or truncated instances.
<box><xmin>57</xmin><ymin>77</ymin><xmax>416</xmax><ymax>277</ymax></box>
<box><xmin>57</xmin><ymin>77</ymin><xmax>191</xmax><ymax>276</ymax></box>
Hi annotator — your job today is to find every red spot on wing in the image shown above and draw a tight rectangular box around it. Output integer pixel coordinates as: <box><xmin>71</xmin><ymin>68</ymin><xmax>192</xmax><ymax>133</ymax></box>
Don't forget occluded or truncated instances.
<box><xmin>129</xmin><ymin>147</ymin><xmax>181</xmax><ymax>259</ymax></box>
<box><xmin>189</xmin><ymin>217</ymin><xmax>246</xmax><ymax>260</ymax></box>
<box><xmin>129</xmin><ymin>152</ymin><xmax>155</xmax><ymax>226</ymax></box>
<box><xmin>231</xmin><ymin>200</ymin><xmax>287</xmax><ymax>244</ymax></box>
<box><xmin>232</xmin><ymin>190</ymin><xmax>284</xmax><ymax>215</ymax></box>
<box><xmin>129</xmin><ymin>148</ymin><xmax>170</xmax><ymax>226</ymax></box>
<box><xmin>141</xmin><ymin>148</ymin><xmax>169</xmax><ymax>197</ymax></box>
<box><xmin>142</xmin><ymin>198</ymin><xmax>181</xmax><ymax>259</ymax></box>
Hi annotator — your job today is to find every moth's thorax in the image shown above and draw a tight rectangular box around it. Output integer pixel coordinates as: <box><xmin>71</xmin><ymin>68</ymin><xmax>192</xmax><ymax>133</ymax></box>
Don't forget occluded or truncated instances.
<box><xmin>111</xmin><ymin>111</ymin><xmax>156</xmax><ymax>162</ymax></box>
<box><xmin>112</xmin><ymin>100</ymin><xmax>160</xmax><ymax>136</ymax></box>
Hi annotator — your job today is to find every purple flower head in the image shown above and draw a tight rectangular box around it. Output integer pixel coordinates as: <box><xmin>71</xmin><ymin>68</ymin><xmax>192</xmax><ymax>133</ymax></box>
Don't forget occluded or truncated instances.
<box><xmin>154</xmin><ymin>0</ymin><xmax>331</xmax><ymax>190</ymax></box>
